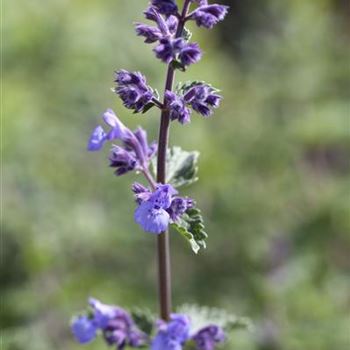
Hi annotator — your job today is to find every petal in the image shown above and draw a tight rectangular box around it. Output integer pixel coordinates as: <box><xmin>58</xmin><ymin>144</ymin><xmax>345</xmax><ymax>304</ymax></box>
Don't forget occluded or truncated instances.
<box><xmin>87</xmin><ymin>125</ymin><xmax>107</xmax><ymax>151</ymax></box>
<box><xmin>103</xmin><ymin>109</ymin><xmax>133</xmax><ymax>141</ymax></box>
<box><xmin>134</xmin><ymin>201</ymin><xmax>170</xmax><ymax>234</ymax></box>
<box><xmin>88</xmin><ymin>298</ymin><xmax>119</xmax><ymax>329</ymax></box>
<box><xmin>150</xmin><ymin>184</ymin><xmax>178</xmax><ymax>209</ymax></box>
<box><xmin>71</xmin><ymin>315</ymin><xmax>97</xmax><ymax>344</ymax></box>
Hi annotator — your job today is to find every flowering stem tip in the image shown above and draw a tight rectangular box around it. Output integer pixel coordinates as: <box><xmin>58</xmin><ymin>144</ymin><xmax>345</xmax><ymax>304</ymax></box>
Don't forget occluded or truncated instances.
<box><xmin>80</xmin><ymin>0</ymin><xmax>229</xmax><ymax>339</ymax></box>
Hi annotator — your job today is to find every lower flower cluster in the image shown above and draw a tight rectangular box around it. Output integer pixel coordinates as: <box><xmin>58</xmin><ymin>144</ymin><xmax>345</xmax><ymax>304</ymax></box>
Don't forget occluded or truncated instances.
<box><xmin>133</xmin><ymin>183</ymin><xmax>194</xmax><ymax>234</ymax></box>
<box><xmin>71</xmin><ymin>298</ymin><xmax>226</xmax><ymax>350</ymax></box>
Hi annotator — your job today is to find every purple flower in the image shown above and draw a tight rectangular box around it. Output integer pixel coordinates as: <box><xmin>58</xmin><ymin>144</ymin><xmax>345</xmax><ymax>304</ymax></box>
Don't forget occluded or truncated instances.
<box><xmin>87</xmin><ymin>109</ymin><xmax>157</xmax><ymax>175</ymax></box>
<box><xmin>151</xmin><ymin>0</ymin><xmax>178</xmax><ymax>17</ymax></box>
<box><xmin>89</xmin><ymin>298</ymin><xmax>120</xmax><ymax>329</ymax></box>
<box><xmin>71</xmin><ymin>315</ymin><xmax>97</xmax><ymax>344</ymax></box>
<box><xmin>87</xmin><ymin>109</ymin><xmax>133</xmax><ymax>151</ymax></box>
<box><xmin>136</xmin><ymin>6</ymin><xmax>178</xmax><ymax>43</ymax></box>
<box><xmin>154</xmin><ymin>38</ymin><xmax>202</xmax><ymax>66</ymax></box>
<box><xmin>192</xmin><ymin>325</ymin><xmax>225</xmax><ymax>350</ymax></box>
<box><xmin>168</xmin><ymin>197</ymin><xmax>194</xmax><ymax>221</ymax></box>
<box><xmin>114</xmin><ymin>70</ymin><xmax>154</xmax><ymax>113</ymax></box>
<box><xmin>134</xmin><ymin>184</ymin><xmax>176</xmax><ymax>234</ymax></box>
<box><xmin>135</xmin><ymin>23</ymin><xmax>163</xmax><ymax>43</ymax></box>
<box><xmin>154</xmin><ymin>37</ymin><xmax>185</xmax><ymax>64</ymax></box>
<box><xmin>152</xmin><ymin>314</ymin><xmax>191</xmax><ymax>350</ymax></box>
<box><xmin>178</xmin><ymin>42</ymin><xmax>202</xmax><ymax>66</ymax></box>
<box><xmin>133</xmin><ymin>183</ymin><xmax>194</xmax><ymax>233</ymax></box>
<box><xmin>103</xmin><ymin>310</ymin><xmax>146</xmax><ymax>349</ymax></box>
<box><xmin>184</xmin><ymin>83</ymin><xmax>222</xmax><ymax>117</ymax></box>
<box><xmin>165</xmin><ymin>91</ymin><xmax>192</xmax><ymax>124</ymax></box>
<box><xmin>109</xmin><ymin>146</ymin><xmax>138</xmax><ymax>176</ymax></box>
<box><xmin>132</xmin><ymin>182</ymin><xmax>152</xmax><ymax>204</ymax></box>
<box><xmin>84</xmin><ymin>298</ymin><xmax>147</xmax><ymax>349</ymax></box>
<box><xmin>189</xmin><ymin>5</ymin><xmax>229</xmax><ymax>29</ymax></box>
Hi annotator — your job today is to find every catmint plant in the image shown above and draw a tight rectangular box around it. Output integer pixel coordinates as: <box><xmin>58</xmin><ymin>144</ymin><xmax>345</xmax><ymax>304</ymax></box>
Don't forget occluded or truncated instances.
<box><xmin>71</xmin><ymin>1</ymin><xmax>237</xmax><ymax>349</ymax></box>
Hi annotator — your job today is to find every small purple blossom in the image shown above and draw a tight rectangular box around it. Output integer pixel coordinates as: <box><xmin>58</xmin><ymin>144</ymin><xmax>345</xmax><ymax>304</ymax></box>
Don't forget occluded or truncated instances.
<box><xmin>136</xmin><ymin>7</ymin><xmax>178</xmax><ymax>43</ymax></box>
<box><xmin>71</xmin><ymin>315</ymin><xmax>97</xmax><ymax>344</ymax></box>
<box><xmin>151</xmin><ymin>0</ymin><xmax>178</xmax><ymax>17</ymax></box>
<box><xmin>132</xmin><ymin>183</ymin><xmax>152</xmax><ymax>204</ymax></box>
<box><xmin>189</xmin><ymin>4</ymin><xmax>229</xmax><ymax>29</ymax></box>
<box><xmin>135</xmin><ymin>23</ymin><xmax>163</xmax><ymax>43</ymax></box>
<box><xmin>165</xmin><ymin>91</ymin><xmax>192</xmax><ymax>124</ymax></box>
<box><xmin>143</xmin><ymin>8</ymin><xmax>178</xmax><ymax>35</ymax></box>
<box><xmin>87</xmin><ymin>109</ymin><xmax>157</xmax><ymax>175</ymax></box>
<box><xmin>192</xmin><ymin>325</ymin><xmax>226</xmax><ymax>350</ymax></box>
<box><xmin>102</xmin><ymin>310</ymin><xmax>146</xmax><ymax>349</ymax></box>
<box><xmin>154</xmin><ymin>37</ymin><xmax>184</xmax><ymax>64</ymax></box>
<box><xmin>152</xmin><ymin>314</ymin><xmax>191</xmax><ymax>350</ymax></box>
<box><xmin>178</xmin><ymin>42</ymin><xmax>202</xmax><ymax>66</ymax></box>
<box><xmin>133</xmin><ymin>183</ymin><xmax>193</xmax><ymax>234</ymax></box>
<box><xmin>134</xmin><ymin>184</ymin><xmax>176</xmax><ymax>234</ymax></box>
<box><xmin>114</xmin><ymin>70</ymin><xmax>154</xmax><ymax>113</ymax></box>
<box><xmin>168</xmin><ymin>197</ymin><xmax>194</xmax><ymax>221</ymax></box>
<box><xmin>154</xmin><ymin>38</ymin><xmax>202</xmax><ymax>66</ymax></box>
<box><xmin>109</xmin><ymin>146</ymin><xmax>138</xmax><ymax>176</ymax></box>
<box><xmin>87</xmin><ymin>109</ymin><xmax>134</xmax><ymax>151</ymax></box>
<box><xmin>184</xmin><ymin>83</ymin><xmax>222</xmax><ymax>117</ymax></box>
<box><xmin>89</xmin><ymin>298</ymin><xmax>120</xmax><ymax>328</ymax></box>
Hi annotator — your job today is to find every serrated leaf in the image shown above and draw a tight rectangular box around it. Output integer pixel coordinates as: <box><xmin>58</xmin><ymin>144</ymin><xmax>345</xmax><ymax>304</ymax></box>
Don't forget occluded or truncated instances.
<box><xmin>171</xmin><ymin>206</ymin><xmax>207</xmax><ymax>254</ymax></box>
<box><xmin>152</xmin><ymin>146</ymin><xmax>199</xmax><ymax>188</ymax></box>
<box><xmin>177</xmin><ymin>304</ymin><xmax>253</xmax><ymax>334</ymax></box>
<box><xmin>167</xmin><ymin>146</ymin><xmax>200</xmax><ymax>187</ymax></box>
<box><xmin>131</xmin><ymin>309</ymin><xmax>155</xmax><ymax>336</ymax></box>
<box><xmin>172</xmin><ymin>222</ymin><xmax>201</xmax><ymax>254</ymax></box>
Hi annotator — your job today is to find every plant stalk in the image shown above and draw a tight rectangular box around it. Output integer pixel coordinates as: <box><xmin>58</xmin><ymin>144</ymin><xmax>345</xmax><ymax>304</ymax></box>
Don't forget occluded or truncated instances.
<box><xmin>156</xmin><ymin>0</ymin><xmax>192</xmax><ymax>321</ymax></box>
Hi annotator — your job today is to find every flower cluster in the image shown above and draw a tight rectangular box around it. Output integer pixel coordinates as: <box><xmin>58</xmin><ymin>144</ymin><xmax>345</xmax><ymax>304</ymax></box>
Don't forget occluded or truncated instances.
<box><xmin>133</xmin><ymin>183</ymin><xmax>194</xmax><ymax>234</ymax></box>
<box><xmin>71</xmin><ymin>298</ymin><xmax>147</xmax><ymax>349</ymax></box>
<box><xmin>135</xmin><ymin>1</ymin><xmax>228</xmax><ymax>69</ymax></box>
<box><xmin>72</xmin><ymin>299</ymin><xmax>226</xmax><ymax>350</ymax></box>
<box><xmin>153</xmin><ymin>314</ymin><xmax>225</xmax><ymax>350</ymax></box>
<box><xmin>87</xmin><ymin>109</ymin><xmax>157</xmax><ymax>176</ymax></box>
<box><xmin>166</xmin><ymin>82</ymin><xmax>222</xmax><ymax>124</ymax></box>
<box><xmin>136</xmin><ymin>6</ymin><xmax>201</xmax><ymax>67</ymax></box>
<box><xmin>114</xmin><ymin>70</ymin><xmax>155</xmax><ymax>113</ymax></box>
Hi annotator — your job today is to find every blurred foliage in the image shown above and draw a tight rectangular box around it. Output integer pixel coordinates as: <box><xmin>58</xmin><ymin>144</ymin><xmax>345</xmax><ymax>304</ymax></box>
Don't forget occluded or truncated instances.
<box><xmin>3</xmin><ymin>0</ymin><xmax>350</xmax><ymax>349</ymax></box>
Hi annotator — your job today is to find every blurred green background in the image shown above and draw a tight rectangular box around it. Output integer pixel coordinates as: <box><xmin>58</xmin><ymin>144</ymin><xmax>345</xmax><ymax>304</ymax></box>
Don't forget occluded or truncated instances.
<box><xmin>3</xmin><ymin>0</ymin><xmax>350</xmax><ymax>349</ymax></box>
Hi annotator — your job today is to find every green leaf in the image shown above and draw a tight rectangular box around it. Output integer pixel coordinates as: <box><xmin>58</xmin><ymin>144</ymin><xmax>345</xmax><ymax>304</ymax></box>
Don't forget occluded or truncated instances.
<box><xmin>176</xmin><ymin>80</ymin><xmax>220</xmax><ymax>95</ymax></box>
<box><xmin>177</xmin><ymin>304</ymin><xmax>253</xmax><ymax>334</ymax></box>
<box><xmin>141</xmin><ymin>102</ymin><xmax>156</xmax><ymax>114</ymax></box>
<box><xmin>182</xmin><ymin>27</ymin><xmax>192</xmax><ymax>41</ymax></box>
<box><xmin>166</xmin><ymin>146</ymin><xmax>200</xmax><ymax>188</ymax></box>
<box><xmin>171</xmin><ymin>59</ymin><xmax>186</xmax><ymax>72</ymax></box>
<box><xmin>131</xmin><ymin>309</ymin><xmax>155</xmax><ymax>336</ymax></box>
<box><xmin>171</xmin><ymin>206</ymin><xmax>208</xmax><ymax>254</ymax></box>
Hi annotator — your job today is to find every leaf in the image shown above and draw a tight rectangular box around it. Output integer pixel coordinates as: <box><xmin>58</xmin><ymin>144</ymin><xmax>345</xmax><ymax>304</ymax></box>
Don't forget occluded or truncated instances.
<box><xmin>141</xmin><ymin>102</ymin><xmax>156</xmax><ymax>114</ymax></box>
<box><xmin>176</xmin><ymin>80</ymin><xmax>220</xmax><ymax>95</ymax></box>
<box><xmin>131</xmin><ymin>308</ymin><xmax>155</xmax><ymax>336</ymax></box>
<box><xmin>166</xmin><ymin>146</ymin><xmax>200</xmax><ymax>188</ymax></box>
<box><xmin>182</xmin><ymin>27</ymin><xmax>192</xmax><ymax>41</ymax></box>
<box><xmin>171</xmin><ymin>59</ymin><xmax>186</xmax><ymax>72</ymax></box>
<box><xmin>177</xmin><ymin>304</ymin><xmax>253</xmax><ymax>334</ymax></box>
<box><xmin>171</xmin><ymin>206</ymin><xmax>208</xmax><ymax>254</ymax></box>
